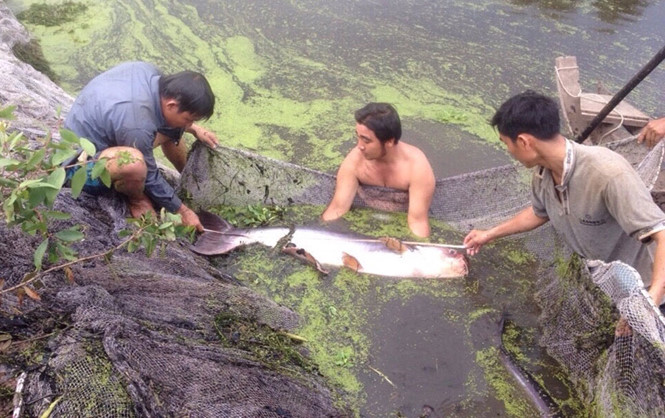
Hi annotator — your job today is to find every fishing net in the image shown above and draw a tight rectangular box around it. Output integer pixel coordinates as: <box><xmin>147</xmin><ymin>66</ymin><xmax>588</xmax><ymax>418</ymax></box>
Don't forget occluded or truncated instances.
<box><xmin>1</xmin><ymin>193</ymin><xmax>348</xmax><ymax>417</ymax></box>
<box><xmin>4</xmin><ymin>134</ymin><xmax>665</xmax><ymax>417</ymax></box>
<box><xmin>181</xmin><ymin>134</ymin><xmax>665</xmax><ymax>415</ymax></box>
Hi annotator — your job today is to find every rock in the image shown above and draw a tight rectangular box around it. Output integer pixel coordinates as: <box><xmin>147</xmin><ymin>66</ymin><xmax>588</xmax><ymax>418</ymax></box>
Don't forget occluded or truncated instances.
<box><xmin>0</xmin><ymin>2</ymin><xmax>72</xmax><ymax>137</ymax></box>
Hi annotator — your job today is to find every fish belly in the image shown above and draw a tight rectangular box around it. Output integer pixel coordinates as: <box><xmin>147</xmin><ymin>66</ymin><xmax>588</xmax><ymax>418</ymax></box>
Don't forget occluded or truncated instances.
<box><xmin>286</xmin><ymin>229</ymin><xmax>466</xmax><ymax>278</ymax></box>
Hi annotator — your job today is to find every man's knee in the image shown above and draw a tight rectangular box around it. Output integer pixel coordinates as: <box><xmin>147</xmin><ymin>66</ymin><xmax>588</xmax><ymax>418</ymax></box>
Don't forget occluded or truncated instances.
<box><xmin>99</xmin><ymin>147</ymin><xmax>147</xmax><ymax>181</ymax></box>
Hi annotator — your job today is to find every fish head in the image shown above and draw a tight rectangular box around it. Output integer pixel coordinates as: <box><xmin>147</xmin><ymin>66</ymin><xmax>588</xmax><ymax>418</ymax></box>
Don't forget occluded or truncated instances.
<box><xmin>439</xmin><ymin>247</ymin><xmax>469</xmax><ymax>277</ymax></box>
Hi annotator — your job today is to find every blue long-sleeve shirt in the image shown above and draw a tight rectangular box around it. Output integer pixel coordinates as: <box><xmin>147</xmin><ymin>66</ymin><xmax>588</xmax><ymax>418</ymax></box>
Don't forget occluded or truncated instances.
<box><xmin>64</xmin><ymin>62</ymin><xmax>182</xmax><ymax>212</ymax></box>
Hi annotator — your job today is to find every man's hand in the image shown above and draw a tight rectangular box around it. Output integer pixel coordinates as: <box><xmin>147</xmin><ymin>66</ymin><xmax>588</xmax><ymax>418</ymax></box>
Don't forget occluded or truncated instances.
<box><xmin>189</xmin><ymin>124</ymin><xmax>219</xmax><ymax>149</ymax></box>
<box><xmin>177</xmin><ymin>204</ymin><xmax>203</xmax><ymax>232</ymax></box>
<box><xmin>128</xmin><ymin>195</ymin><xmax>157</xmax><ymax>219</ymax></box>
<box><xmin>637</xmin><ymin>117</ymin><xmax>665</xmax><ymax>148</ymax></box>
<box><xmin>463</xmin><ymin>229</ymin><xmax>493</xmax><ymax>256</ymax></box>
<box><xmin>614</xmin><ymin>317</ymin><xmax>632</xmax><ymax>338</ymax></box>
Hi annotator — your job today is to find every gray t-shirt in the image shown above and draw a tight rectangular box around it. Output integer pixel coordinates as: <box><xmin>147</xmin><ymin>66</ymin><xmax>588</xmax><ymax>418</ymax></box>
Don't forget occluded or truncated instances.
<box><xmin>64</xmin><ymin>62</ymin><xmax>182</xmax><ymax>212</ymax></box>
<box><xmin>531</xmin><ymin>140</ymin><xmax>665</xmax><ymax>285</ymax></box>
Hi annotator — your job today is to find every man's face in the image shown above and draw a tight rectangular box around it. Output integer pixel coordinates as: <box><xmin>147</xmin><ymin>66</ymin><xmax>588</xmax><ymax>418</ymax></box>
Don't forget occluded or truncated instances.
<box><xmin>162</xmin><ymin>99</ymin><xmax>199</xmax><ymax>129</ymax></box>
<box><xmin>355</xmin><ymin>123</ymin><xmax>388</xmax><ymax>160</ymax></box>
<box><xmin>499</xmin><ymin>133</ymin><xmax>535</xmax><ymax>168</ymax></box>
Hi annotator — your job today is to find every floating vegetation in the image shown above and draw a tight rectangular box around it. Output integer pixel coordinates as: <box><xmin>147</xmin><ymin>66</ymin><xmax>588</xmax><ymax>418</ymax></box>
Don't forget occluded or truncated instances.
<box><xmin>12</xmin><ymin>39</ymin><xmax>59</xmax><ymax>83</ymax></box>
<box><xmin>17</xmin><ymin>1</ymin><xmax>88</xmax><ymax>27</ymax></box>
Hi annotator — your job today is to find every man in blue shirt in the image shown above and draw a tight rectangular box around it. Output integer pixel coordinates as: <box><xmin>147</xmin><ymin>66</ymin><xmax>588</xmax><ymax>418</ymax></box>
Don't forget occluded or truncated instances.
<box><xmin>64</xmin><ymin>61</ymin><xmax>218</xmax><ymax>231</ymax></box>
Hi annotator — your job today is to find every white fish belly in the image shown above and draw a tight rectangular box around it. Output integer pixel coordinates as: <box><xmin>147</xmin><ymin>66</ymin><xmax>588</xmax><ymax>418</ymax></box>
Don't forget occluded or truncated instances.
<box><xmin>287</xmin><ymin>229</ymin><xmax>467</xmax><ymax>278</ymax></box>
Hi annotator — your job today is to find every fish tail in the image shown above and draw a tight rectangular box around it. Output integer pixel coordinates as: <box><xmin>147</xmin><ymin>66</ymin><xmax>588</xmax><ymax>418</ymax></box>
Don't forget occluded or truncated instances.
<box><xmin>198</xmin><ymin>210</ymin><xmax>234</xmax><ymax>232</ymax></box>
<box><xmin>190</xmin><ymin>211</ymin><xmax>243</xmax><ymax>255</ymax></box>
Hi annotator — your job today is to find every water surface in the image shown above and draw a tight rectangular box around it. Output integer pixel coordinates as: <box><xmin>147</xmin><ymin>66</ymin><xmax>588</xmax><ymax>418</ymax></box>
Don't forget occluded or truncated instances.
<box><xmin>9</xmin><ymin>0</ymin><xmax>665</xmax><ymax>416</ymax></box>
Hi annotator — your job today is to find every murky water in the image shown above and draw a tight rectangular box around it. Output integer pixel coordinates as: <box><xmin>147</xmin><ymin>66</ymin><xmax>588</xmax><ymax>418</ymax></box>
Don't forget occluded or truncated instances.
<box><xmin>8</xmin><ymin>0</ymin><xmax>665</xmax><ymax>416</ymax></box>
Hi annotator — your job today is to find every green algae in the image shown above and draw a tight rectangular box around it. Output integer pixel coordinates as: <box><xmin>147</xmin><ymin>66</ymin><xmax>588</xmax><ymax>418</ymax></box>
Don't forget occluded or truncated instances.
<box><xmin>11</xmin><ymin>37</ymin><xmax>60</xmax><ymax>83</ymax></box>
<box><xmin>476</xmin><ymin>347</ymin><xmax>539</xmax><ymax>417</ymax></box>
<box><xmin>213</xmin><ymin>310</ymin><xmax>317</xmax><ymax>373</ymax></box>
<box><xmin>10</xmin><ymin>0</ymin><xmax>514</xmax><ymax>173</ymax></box>
<box><xmin>202</xmin><ymin>201</ymin><xmax>560</xmax><ymax>415</ymax></box>
<box><xmin>17</xmin><ymin>1</ymin><xmax>87</xmax><ymax>26</ymax></box>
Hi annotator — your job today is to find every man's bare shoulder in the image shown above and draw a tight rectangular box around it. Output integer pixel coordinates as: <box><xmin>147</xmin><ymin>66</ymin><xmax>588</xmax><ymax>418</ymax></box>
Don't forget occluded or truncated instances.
<box><xmin>338</xmin><ymin>147</ymin><xmax>365</xmax><ymax>173</ymax></box>
<box><xmin>399</xmin><ymin>142</ymin><xmax>433</xmax><ymax>172</ymax></box>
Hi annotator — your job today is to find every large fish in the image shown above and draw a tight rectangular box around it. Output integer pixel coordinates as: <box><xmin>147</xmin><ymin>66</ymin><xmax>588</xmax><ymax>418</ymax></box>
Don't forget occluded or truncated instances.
<box><xmin>498</xmin><ymin>316</ymin><xmax>562</xmax><ymax>417</ymax></box>
<box><xmin>192</xmin><ymin>211</ymin><xmax>468</xmax><ymax>279</ymax></box>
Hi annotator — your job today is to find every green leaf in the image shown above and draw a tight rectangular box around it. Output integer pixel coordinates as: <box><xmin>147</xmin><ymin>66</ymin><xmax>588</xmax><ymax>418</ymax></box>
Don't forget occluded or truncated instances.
<box><xmin>22</xmin><ymin>219</ymin><xmax>47</xmax><ymax>235</ymax></box>
<box><xmin>46</xmin><ymin>167</ymin><xmax>66</xmax><ymax>189</ymax></box>
<box><xmin>79</xmin><ymin>137</ymin><xmax>96</xmax><ymax>157</ymax></box>
<box><xmin>0</xmin><ymin>177</ymin><xmax>18</xmax><ymax>188</ymax></box>
<box><xmin>55</xmin><ymin>228</ymin><xmax>84</xmax><ymax>242</ymax></box>
<box><xmin>28</xmin><ymin>187</ymin><xmax>46</xmax><ymax>207</ymax></box>
<box><xmin>158</xmin><ymin>222</ymin><xmax>173</xmax><ymax>230</ymax></box>
<box><xmin>59</xmin><ymin>129</ymin><xmax>79</xmax><ymax>144</ymax></box>
<box><xmin>18</xmin><ymin>178</ymin><xmax>42</xmax><ymax>189</ymax></box>
<box><xmin>70</xmin><ymin>166</ymin><xmax>87</xmax><ymax>198</ymax></box>
<box><xmin>44</xmin><ymin>187</ymin><xmax>59</xmax><ymax>207</ymax></box>
<box><xmin>25</xmin><ymin>149</ymin><xmax>46</xmax><ymax>170</ymax></box>
<box><xmin>143</xmin><ymin>235</ymin><xmax>156</xmax><ymax>257</ymax></box>
<box><xmin>127</xmin><ymin>240</ymin><xmax>139</xmax><ymax>253</ymax></box>
<box><xmin>91</xmin><ymin>159</ymin><xmax>106</xmax><ymax>179</ymax></box>
<box><xmin>25</xmin><ymin>181</ymin><xmax>59</xmax><ymax>190</ymax></box>
<box><xmin>7</xmin><ymin>131</ymin><xmax>23</xmax><ymax>149</ymax></box>
<box><xmin>0</xmin><ymin>105</ymin><xmax>16</xmax><ymax>119</ymax></box>
<box><xmin>100</xmin><ymin>170</ymin><xmax>112</xmax><ymax>187</ymax></box>
<box><xmin>42</xmin><ymin>210</ymin><xmax>71</xmax><ymax>220</ymax></box>
<box><xmin>34</xmin><ymin>238</ymin><xmax>48</xmax><ymax>271</ymax></box>
<box><xmin>51</xmin><ymin>149</ymin><xmax>78</xmax><ymax>166</ymax></box>
<box><xmin>0</xmin><ymin>157</ymin><xmax>20</xmax><ymax>169</ymax></box>
<box><xmin>56</xmin><ymin>242</ymin><xmax>78</xmax><ymax>261</ymax></box>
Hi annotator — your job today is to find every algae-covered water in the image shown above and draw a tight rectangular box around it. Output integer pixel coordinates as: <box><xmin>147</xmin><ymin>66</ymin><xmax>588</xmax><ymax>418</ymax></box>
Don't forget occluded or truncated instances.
<box><xmin>8</xmin><ymin>0</ymin><xmax>665</xmax><ymax>175</ymax></box>
<box><xmin>8</xmin><ymin>0</ymin><xmax>665</xmax><ymax>416</ymax></box>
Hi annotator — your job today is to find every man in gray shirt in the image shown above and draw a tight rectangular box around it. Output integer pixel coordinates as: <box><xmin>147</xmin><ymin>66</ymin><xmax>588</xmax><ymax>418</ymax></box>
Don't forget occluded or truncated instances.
<box><xmin>463</xmin><ymin>91</ymin><xmax>665</xmax><ymax>307</ymax></box>
<box><xmin>64</xmin><ymin>61</ymin><xmax>218</xmax><ymax>231</ymax></box>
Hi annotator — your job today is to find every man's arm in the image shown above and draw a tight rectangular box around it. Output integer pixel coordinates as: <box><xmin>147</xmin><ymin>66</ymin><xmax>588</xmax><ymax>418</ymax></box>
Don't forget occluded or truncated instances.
<box><xmin>648</xmin><ymin>229</ymin><xmax>665</xmax><ymax>305</ymax></box>
<box><xmin>406</xmin><ymin>158</ymin><xmax>435</xmax><ymax>237</ymax></box>
<box><xmin>187</xmin><ymin>123</ymin><xmax>219</xmax><ymax>148</ymax></box>
<box><xmin>463</xmin><ymin>206</ymin><xmax>549</xmax><ymax>255</ymax></box>
<box><xmin>321</xmin><ymin>154</ymin><xmax>360</xmax><ymax>221</ymax></box>
<box><xmin>637</xmin><ymin>117</ymin><xmax>665</xmax><ymax>148</ymax></box>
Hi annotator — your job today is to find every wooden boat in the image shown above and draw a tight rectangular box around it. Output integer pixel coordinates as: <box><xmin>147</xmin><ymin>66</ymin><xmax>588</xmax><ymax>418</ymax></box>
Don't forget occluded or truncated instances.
<box><xmin>554</xmin><ymin>55</ymin><xmax>651</xmax><ymax>145</ymax></box>
<box><xmin>554</xmin><ymin>56</ymin><xmax>665</xmax><ymax>205</ymax></box>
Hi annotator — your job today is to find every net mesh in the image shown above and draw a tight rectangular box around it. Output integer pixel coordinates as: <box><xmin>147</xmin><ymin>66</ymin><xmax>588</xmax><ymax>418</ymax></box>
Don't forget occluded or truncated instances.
<box><xmin>3</xmin><ymin>131</ymin><xmax>665</xmax><ymax>416</ymax></box>
<box><xmin>2</xmin><ymin>193</ymin><xmax>347</xmax><ymax>417</ymax></box>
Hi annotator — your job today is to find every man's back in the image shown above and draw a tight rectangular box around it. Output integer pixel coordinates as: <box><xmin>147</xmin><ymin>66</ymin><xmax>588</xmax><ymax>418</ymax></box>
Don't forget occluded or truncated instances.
<box><xmin>64</xmin><ymin>62</ymin><xmax>163</xmax><ymax>150</ymax></box>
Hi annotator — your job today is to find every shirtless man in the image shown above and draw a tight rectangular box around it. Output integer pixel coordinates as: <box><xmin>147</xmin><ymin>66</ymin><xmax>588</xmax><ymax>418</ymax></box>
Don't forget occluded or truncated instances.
<box><xmin>321</xmin><ymin>103</ymin><xmax>435</xmax><ymax>237</ymax></box>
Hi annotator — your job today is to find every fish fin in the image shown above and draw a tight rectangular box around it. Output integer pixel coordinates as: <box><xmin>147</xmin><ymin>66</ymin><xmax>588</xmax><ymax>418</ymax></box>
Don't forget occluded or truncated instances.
<box><xmin>341</xmin><ymin>252</ymin><xmax>362</xmax><ymax>272</ymax></box>
<box><xmin>197</xmin><ymin>210</ymin><xmax>233</xmax><ymax>232</ymax></box>
<box><xmin>190</xmin><ymin>230</ymin><xmax>242</xmax><ymax>255</ymax></box>
<box><xmin>190</xmin><ymin>211</ymin><xmax>241</xmax><ymax>255</ymax></box>
<box><xmin>379</xmin><ymin>236</ymin><xmax>410</xmax><ymax>253</ymax></box>
<box><xmin>282</xmin><ymin>244</ymin><xmax>329</xmax><ymax>275</ymax></box>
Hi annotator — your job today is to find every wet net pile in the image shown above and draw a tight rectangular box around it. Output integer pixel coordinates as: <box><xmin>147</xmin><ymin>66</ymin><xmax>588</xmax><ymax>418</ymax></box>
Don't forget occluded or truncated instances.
<box><xmin>533</xmin><ymin>138</ymin><xmax>665</xmax><ymax>416</ymax></box>
<box><xmin>1</xmin><ymin>193</ymin><xmax>347</xmax><ymax>417</ymax></box>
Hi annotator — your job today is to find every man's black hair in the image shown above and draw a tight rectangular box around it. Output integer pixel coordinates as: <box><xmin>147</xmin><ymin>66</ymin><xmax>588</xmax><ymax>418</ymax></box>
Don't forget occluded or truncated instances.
<box><xmin>159</xmin><ymin>71</ymin><xmax>215</xmax><ymax>120</ymax></box>
<box><xmin>490</xmin><ymin>90</ymin><xmax>560</xmax><ymax>141</ymax></box>
<box><xmin>354</xmin><ymin>102</ymin><xmax>402</xmax><ymax>144</ymax></box>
